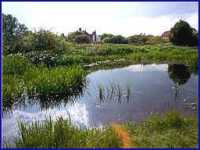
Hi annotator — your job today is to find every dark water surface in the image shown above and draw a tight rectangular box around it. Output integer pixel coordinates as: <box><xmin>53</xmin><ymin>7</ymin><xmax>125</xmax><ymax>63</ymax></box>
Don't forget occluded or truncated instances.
<box><xmin>3</xmin><ymin>64</ymin><xmax>198</xmax><ymax>144</ymax></box>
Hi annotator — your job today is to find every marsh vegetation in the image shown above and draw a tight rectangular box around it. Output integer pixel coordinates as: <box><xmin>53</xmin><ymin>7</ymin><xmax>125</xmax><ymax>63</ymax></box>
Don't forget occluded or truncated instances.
<box><xmin>2</xmin><ymin>13</ymin><xmax>198</xmax><ymax>148</ymax></box>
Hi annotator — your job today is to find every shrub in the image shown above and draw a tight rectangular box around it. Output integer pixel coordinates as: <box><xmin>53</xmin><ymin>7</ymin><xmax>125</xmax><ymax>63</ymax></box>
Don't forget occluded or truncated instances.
<box><xmin>128</xmin><ymin>34</ymin><xmax>147</xmax><ymax>44</ymax></box>
<box><xmin>100</xmin><ymin>33</ymin><xmax>114</xmax><ymax>41</ymax></box>
<box><xmin>74</xmin><ymin>34</ymin><xmax>90</xmax><ymax>44</ymax></box>
<box><xmin>103</xmin><ymin>35</ymin><xmax>128</xmax><ymax>44</ymax></box>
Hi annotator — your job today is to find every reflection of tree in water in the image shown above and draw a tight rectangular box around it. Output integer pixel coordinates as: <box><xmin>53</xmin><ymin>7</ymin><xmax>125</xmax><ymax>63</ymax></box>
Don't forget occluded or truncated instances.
<box><xmin>168</xmin><ymin>64</ymin><xmax>191</xmax><ymax>85</ymax></box>
<box><xmin>168</xmin><ymin>64</ymin><xmax>191</xmax><ymax>101</ymax></box>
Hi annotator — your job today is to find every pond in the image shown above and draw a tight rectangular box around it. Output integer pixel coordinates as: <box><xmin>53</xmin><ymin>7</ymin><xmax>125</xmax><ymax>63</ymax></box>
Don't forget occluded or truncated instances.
<box><xmin>3</xmin><ymin>64</ymin><xmax>198</xmax><ymax>144</ymax></box>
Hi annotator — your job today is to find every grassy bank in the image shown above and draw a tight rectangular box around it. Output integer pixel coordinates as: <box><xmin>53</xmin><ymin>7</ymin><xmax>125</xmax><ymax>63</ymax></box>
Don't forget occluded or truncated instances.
<box><xmin>8</xmin><ymin>111</ymin><xmax>197</xmax><ymax>148</ymax></box>
<box><xmin>124</xmin><ymin>111</ymin><xmax>198</xmax><ymax>148</ymax></box>
<box><xmin>24</xmin><ymin>43</ymin><xmax>198</xmax><ymax>72</ymax></box>
<box><xmin>14</xmin><ymin>118</ymin><xmax>121</xmax><ymax>148</ymax></box>
<box><xmin>3</xmin><ymin>43</ymin><xmax>198</xmax><ymax>109</ymax></box>
<box><xmin>3</xmin><ymin>60</ymin><xmax>86</xmax><ymax>110</ymax></box>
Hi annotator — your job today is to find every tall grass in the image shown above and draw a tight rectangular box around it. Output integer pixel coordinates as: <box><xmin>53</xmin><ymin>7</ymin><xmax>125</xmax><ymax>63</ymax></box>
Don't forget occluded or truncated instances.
<box><xmin>11</xmin><ymin>111</ymin><xmax>197</xmax><ymax>148</ymax></box>
<box><xmin>3</xmin><ymin>65</ymin><xmax>86</xmax><ymax>110</ymax></box>
<box><xmin>15</xmin><ymin>118</ymin><xmax>121</xmax><ymax>148</ymax></box>
<box><xmin>3</xmin><ymin>54</ymin><xmax>33</xmax><ymax>75</ymax></box>
<box><xmin>23</xmin><ymin>65</ymin><xmax>86</xmax><ymax>96</ymax></box>
<box><xmin>3</xmin><ymin>74</ymin><xmax>24</xmax><ymax>110</ymax></box>
<box><xmin>124</xmin><ymin>111</ymin><xmax>197</xmax><ymax>148</ymax></box>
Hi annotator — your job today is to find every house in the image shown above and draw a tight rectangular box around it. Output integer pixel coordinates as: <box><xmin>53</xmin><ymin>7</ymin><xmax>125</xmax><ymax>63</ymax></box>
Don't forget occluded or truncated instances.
<box><xmin>161</xmin><ymin>31</ymin><xmax>171</xmax><ymax>41</ymax></box>
<box><xmin>78</xmin><ymin>28</ymin><xmax>99</xmax><ymax>43</ymax></box>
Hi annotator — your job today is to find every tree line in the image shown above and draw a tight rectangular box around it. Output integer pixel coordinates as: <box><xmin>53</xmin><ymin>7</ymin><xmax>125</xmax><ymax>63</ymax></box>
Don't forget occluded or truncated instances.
<box><xmin>3</xmin><ymin>13</ymin><xmax>198</xmax><ymax>54</ymax></box>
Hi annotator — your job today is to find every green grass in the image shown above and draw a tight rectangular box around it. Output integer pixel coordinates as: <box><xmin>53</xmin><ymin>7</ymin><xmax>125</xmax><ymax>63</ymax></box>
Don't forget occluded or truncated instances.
<box><xmin>14</xmin><ymin>118</ymin><xmax>121</xmax><ymax>148</ymax></box>
<box><xmin>124</xmin><ymin>111</ymin><xmax>197</xmax><ymax>148</ymax></box>
<box><xmin>23</xmin><ymin>65</ymin><xmax>86</xmax><ymax>96</ymax></box>
<box><xmin>8</xmin><ymin>111</ymin><xmax>197</xmax><ymax>148</ymax></box>
<box><xmin>3</xmin><ymin>74</ymin><xmax>24</xmax><ymax>110</ymax></box>
<box><xmin>3</xmin><ymin>43</ymin><xmax>198</xmax><ymax>108</ymax></box>
<box><xmin>3</xmin><ymin>54</ymin><xmax>33</xmax><ymax>75</ymax></box>
<box><xmin>54</xmin><ymin>43</ymin><xmax>198</xmax><ymax>72</ymax></box>
<box><xmin>3</xmin><ymin>64</ymin><xmax>86</xmax><ymax>110</ymax></box>
<box><xmin>22</xmin><ymin>43</ymin><xmax>198</xmax><ymax>71</ymax></box>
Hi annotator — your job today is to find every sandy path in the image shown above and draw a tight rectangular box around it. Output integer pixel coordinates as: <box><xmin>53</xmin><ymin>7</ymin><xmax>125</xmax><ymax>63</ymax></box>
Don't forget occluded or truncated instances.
<box><xmin>111</xmin><ymin>123</ymin><xmax>135</xmax><ymax>148</ymax></box>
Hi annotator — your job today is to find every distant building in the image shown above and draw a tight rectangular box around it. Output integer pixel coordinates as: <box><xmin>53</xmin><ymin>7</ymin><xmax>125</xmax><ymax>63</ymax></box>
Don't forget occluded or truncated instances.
<box><xmin>161</xmin><ymin>31</ymin><xmax>171</xmax><ymax>41</ymax></box>
<box><xmin>78</xmin><ymin>28</ymin><xmax>98</xmax><ymax>43</ymax></box>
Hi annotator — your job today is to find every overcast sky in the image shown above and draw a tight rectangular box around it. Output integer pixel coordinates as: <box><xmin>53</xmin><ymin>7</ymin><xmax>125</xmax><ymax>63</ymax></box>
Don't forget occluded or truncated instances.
<box><xmin>2</xmin><ymin>2</ymin><xmax>198</xmax><ymax>36</ymax></box>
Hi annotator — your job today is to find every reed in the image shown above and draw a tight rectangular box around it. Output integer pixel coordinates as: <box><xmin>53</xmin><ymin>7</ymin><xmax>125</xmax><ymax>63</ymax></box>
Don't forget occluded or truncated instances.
<box><xmin>15</xmin><ymin>117</ymin><xmax>121</xmax><ymax>148</ymax></box>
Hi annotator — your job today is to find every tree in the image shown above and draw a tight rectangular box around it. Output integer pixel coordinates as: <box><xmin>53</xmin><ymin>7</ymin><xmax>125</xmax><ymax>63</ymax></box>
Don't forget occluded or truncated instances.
<box><xmin>103</xmin><ymin>35</ymin><xmax>128</xmax><ymax>44</ymax></box>
<box><xmin>3</xmin><ymin>14</ymin><xmax>28</xmax><ymax>54</ymax></box>
<box><xmin>74</xmin><ymin>34</ymin><xmax>90</xmax><ymax>44</ymax></box>
<box><xmin>33</xmin><ymin>29</ymin><xmax>59</xmax><ymax>51</ymax></box>
<box><xmin>67</xmin><ymin>31</ymin><xmax>83</xmax><ymax>42</ymax></box>
<box><xmin>100</xmin><ymin>33</ymin><xmax>113</xmax><ymax>41</ymax></box>
<box><xmin>170</xmin><ymin>20</ymin><xmax>198</xmax><ymax>46</ymax></box>
<box><xmin>15</xmin><ymin>31</ymin><xmax>35</xmax><ymax>52</ymax></box>
<box><xmin>128</xmin><ymin>34</ymin><xmax>148</xmax><ymax>44</ymax></box>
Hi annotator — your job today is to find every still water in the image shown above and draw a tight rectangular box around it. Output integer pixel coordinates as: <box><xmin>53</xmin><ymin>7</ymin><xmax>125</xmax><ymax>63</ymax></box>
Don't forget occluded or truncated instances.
<box><xmin>3</xmin><ymin>64</ymin><xmax>198</xmax><ymax>144</ymax></box>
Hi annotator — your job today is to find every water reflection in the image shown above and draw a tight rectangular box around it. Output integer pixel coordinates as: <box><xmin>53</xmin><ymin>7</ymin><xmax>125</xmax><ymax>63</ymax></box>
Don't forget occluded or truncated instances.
<box><xmin>14</xmin><ymin>81</ymin><xmax>86</xmax><ymax>110</ymax></box>
<box><xmin>97</xmin><ymin>83</ymin><xmax>132</xmax><ymax>104</ymax></box>
<box><xmin>168</xmin><ymin>64</ymin><xmax>191</xmax><ymax>86</ymax></box>
<box><xmin>3</xmin><ymin>64</ymin><xmax>197</xmax><ymax>145</ymax></box>
<box><xmin>168</xmin><ymin>64</ymin><xmax>191</xmax><ymax>101</ymax></box>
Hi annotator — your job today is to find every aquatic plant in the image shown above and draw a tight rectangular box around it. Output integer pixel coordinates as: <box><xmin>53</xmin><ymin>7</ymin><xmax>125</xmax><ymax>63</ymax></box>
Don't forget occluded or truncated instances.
<box><xmin>23</xmin><ymin>65</ymin><xmax>86</xmax><ymax>97</ymax></box>
<box><xmin>98</xmin><ymin>85</ymin><xmax>105</xmax><ymax>102</ymax></box>
<box><xmin>97</xmin><ymin>83</ymin><xmax>132</xmax><ymax>104</ymax></box>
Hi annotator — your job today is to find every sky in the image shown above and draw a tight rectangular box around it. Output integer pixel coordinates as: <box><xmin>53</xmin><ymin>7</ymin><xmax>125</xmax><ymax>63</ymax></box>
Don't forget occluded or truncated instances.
<box><xmin>2</xmin><ymin>2</ymin><xmax>198</xmax><ymax>37</ymax></box>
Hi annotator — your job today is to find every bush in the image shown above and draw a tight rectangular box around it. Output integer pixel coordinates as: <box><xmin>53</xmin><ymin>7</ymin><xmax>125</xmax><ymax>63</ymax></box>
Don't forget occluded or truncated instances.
<box><xmin>103</xmin><ymin>35</ymin><xmax>128</xmax><ymax>44</ymax></box>
<box><xmin>100</xmin><ymin>33</ymin><xmax>114</xmax><ymax>41</ymax></box>
<box><xmin>33</xmin><ymin>29</ymin><xmax>60</xmax><ymax>51</ymax></box>
<box><xmin>128</xmin><ymin>34</ymin><xmax>147</xmax><ymax>44</ymax></box>
<box><xmin>74</xmin><ymin>34</ymin><xmax>90</xmax><ymax>44</ymax></box>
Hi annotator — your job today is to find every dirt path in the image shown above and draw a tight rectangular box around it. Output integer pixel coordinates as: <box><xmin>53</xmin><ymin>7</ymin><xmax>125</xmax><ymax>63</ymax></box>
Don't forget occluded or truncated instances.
<box><xmin>111</xmin><ymin>123</ymin><xmax>134</xmax><ymax>148</ymax></box>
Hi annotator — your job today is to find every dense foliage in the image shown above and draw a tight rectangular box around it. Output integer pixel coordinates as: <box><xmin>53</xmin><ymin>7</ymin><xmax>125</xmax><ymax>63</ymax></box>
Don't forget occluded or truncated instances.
<box><xmin>170</xmin><ymin>20</ymin><xmax>198</xmax><ymax>46</ymax></box>
<box><xmin>74</xmin><ymin>34</ymin><xmax>90</xmax><ymax>44</ymax></box>
<box><xmin>103</xmin><ymin>35</ymin><xmax>128</xmax><ymax>44</ymax></box>
<box><xmin>3</xmin><ymin>14</ymin><xmax>28</xmax><ymax>54</ymax></box>
<box><xmin>2</xmin><ymin>14</ymin><xmax>198</xmax><ymax>148</ymax></box>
